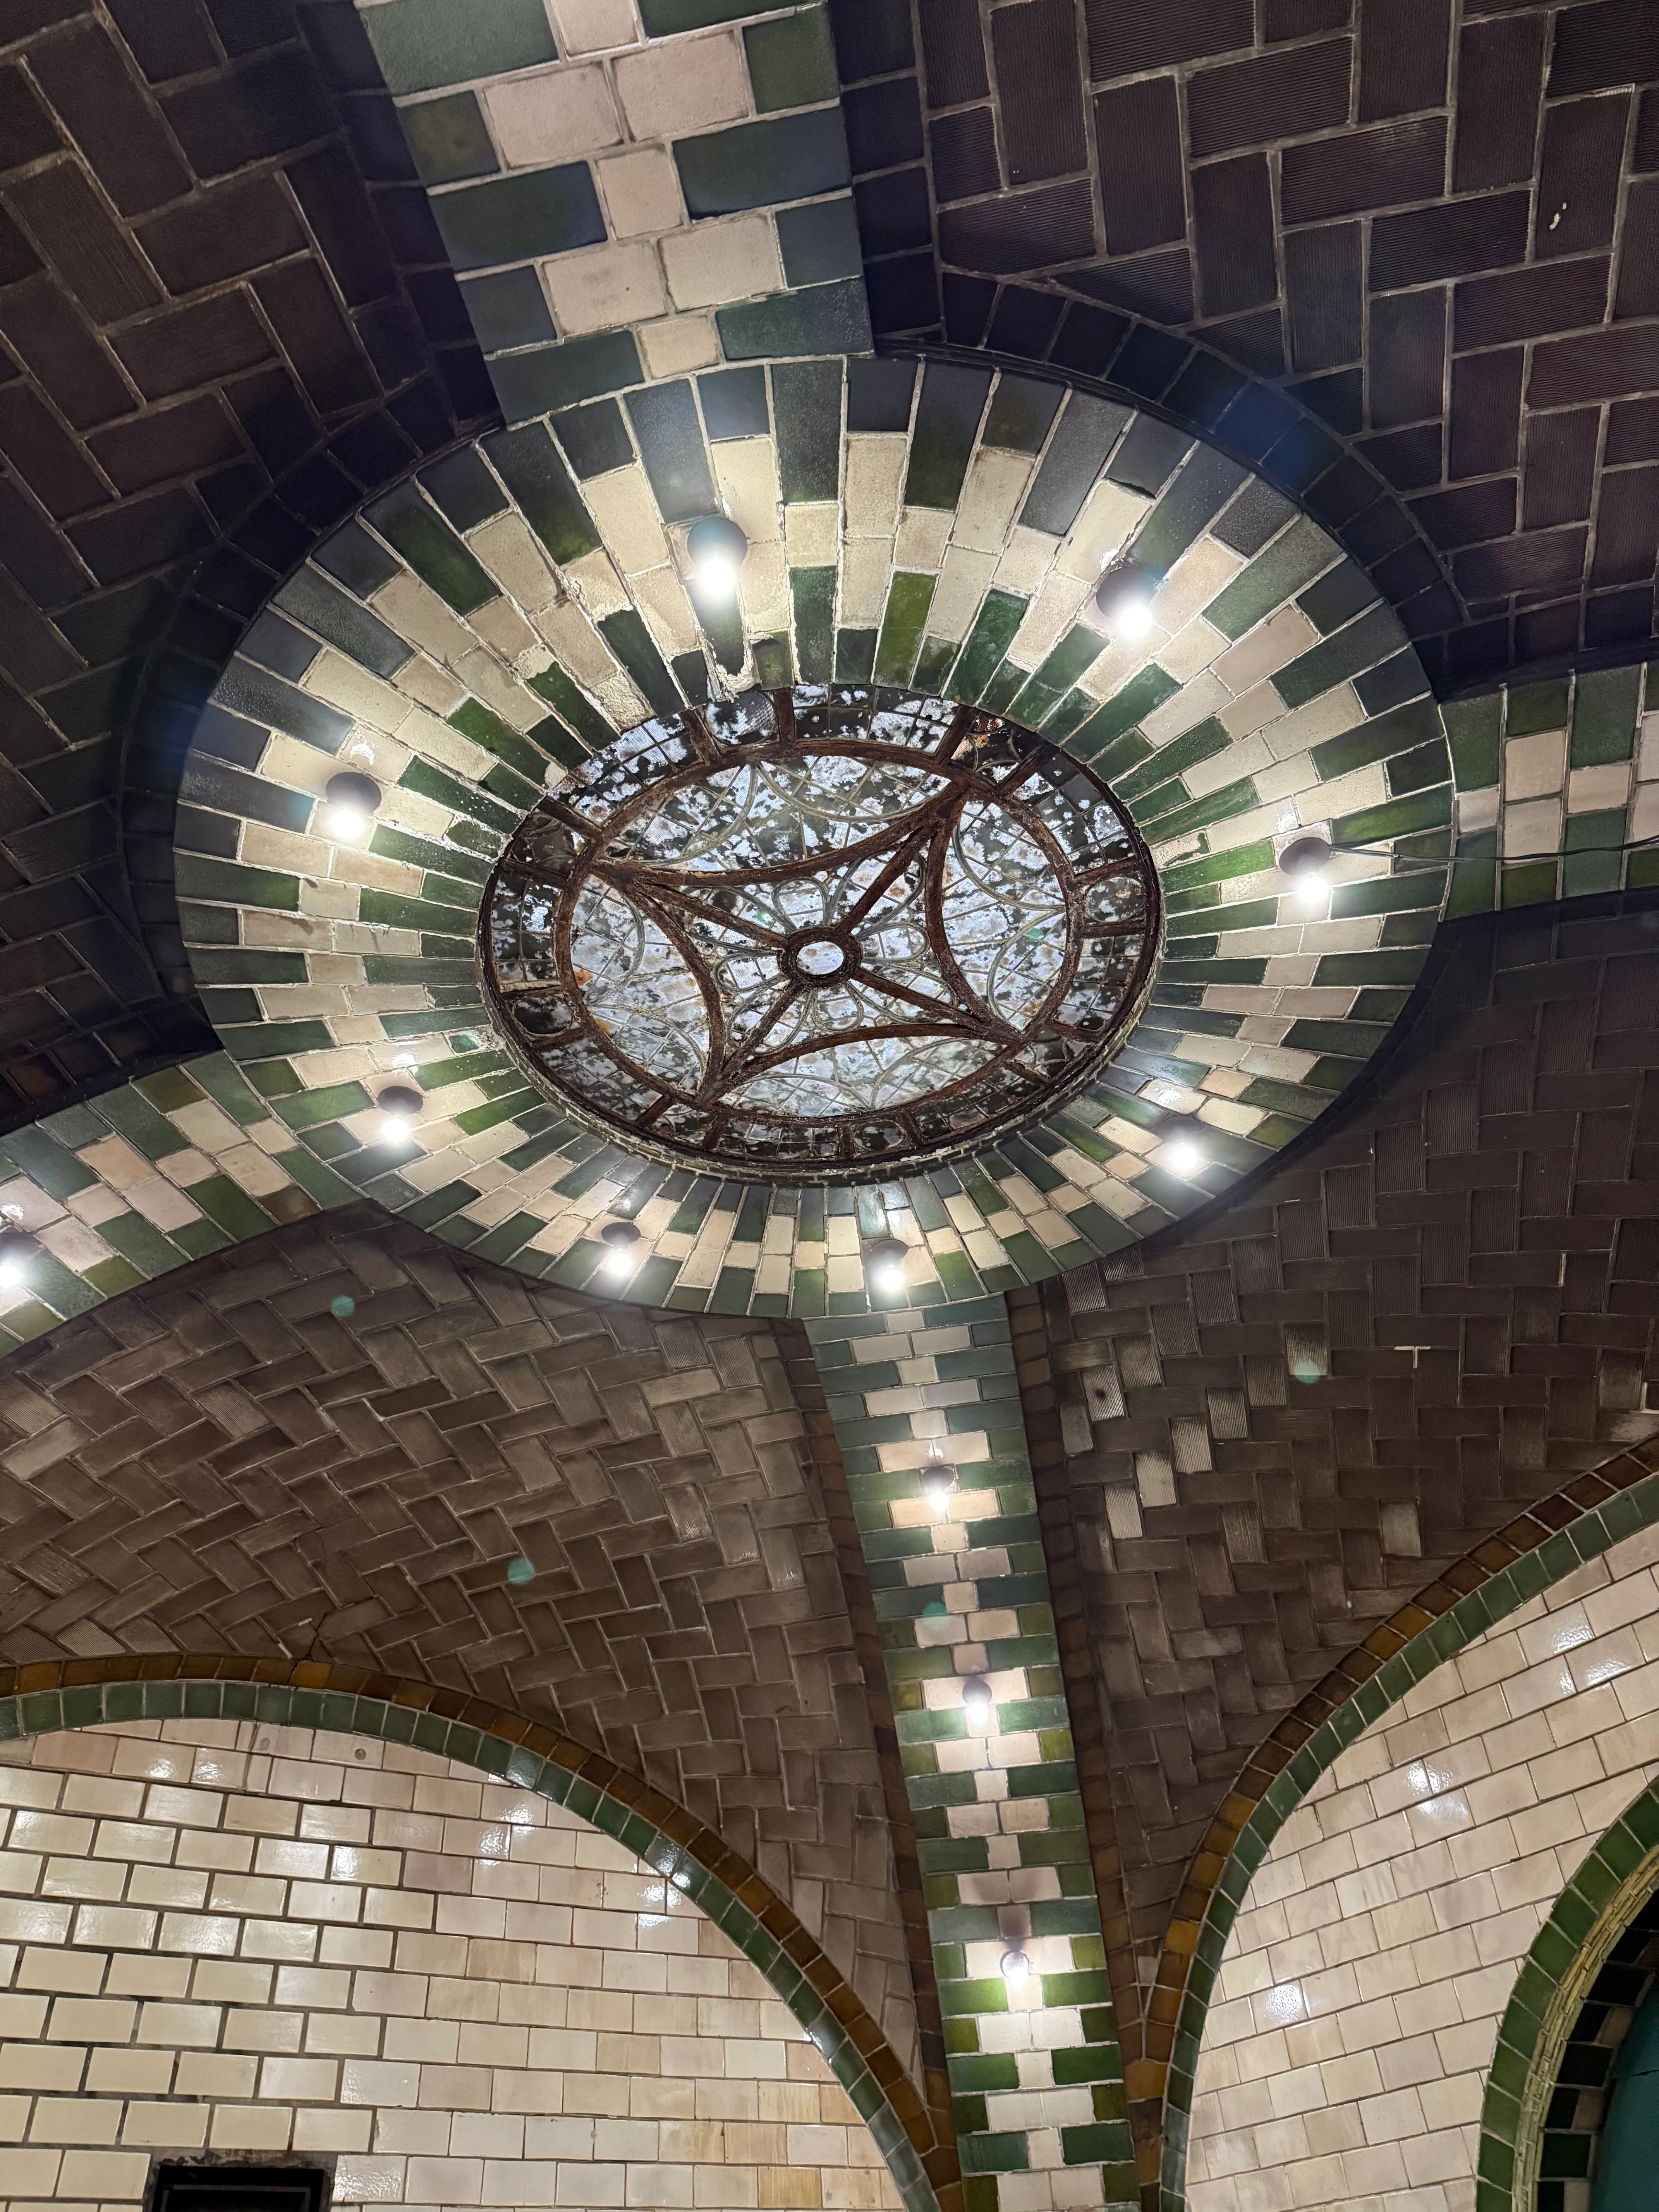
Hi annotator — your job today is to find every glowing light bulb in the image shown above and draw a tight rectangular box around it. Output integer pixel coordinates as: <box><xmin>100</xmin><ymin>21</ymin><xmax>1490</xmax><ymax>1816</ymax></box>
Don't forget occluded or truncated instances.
<box><xmin>686</xmin><ymin>517</ymin><xmax>748</xmax><ymax>606</ymax></box>
<box><xmin>961</xmin><ymin>1676</ymin><xmax>994</xmax><ymax>1727</ymax></box>
<box><xmin>696</xmin><ymin>553</ymin><xmax>738</xmax><ymax>599</ymax></box>
<box><xmin>375</xmin><ymin>1084</ymin><xmax>422</xmax><ymax>1147</ymax></box>
<box><xmin>599</xmin><ymin>1221</ymin><xmax>641</xmax><ymax>1277</ymax></box>
<box><xmin>921</xmin><ymin>1463</ymin><xmax>960</xmax><ymax>1515</ymax></box>
<box><xmin>0</xmin><ymin>1253</ymin><xmax>29</xmax><ymax>1291</ymax></box>
<box><xmin>1000</xmin><ymin>1948</ymin><xmax>1030</xmax><ymax>1988</ymax></box>
<box><xmin>1293</xmin><ymin>866</ymin><xmax>1329</xmax><ymax>905</ymax></box>
<box><xmin>322</xmin><ymin>770</ymin><xmax>381</xmax><ymax>843</ymax></box>
<box><xmin>1164</xmin><ymin>1140</ymin><xmax>1206</xmax><ymax>1179</ymax></box>
<box><xmin>866</xmin><ymin>1236</ymin><xmax>908</xmax><ymax>1296</ymax></box>
<box><xmin>1094</xmin><ymin>560</ymin><xmax>1156</xmax><ymax>640</ymax></box>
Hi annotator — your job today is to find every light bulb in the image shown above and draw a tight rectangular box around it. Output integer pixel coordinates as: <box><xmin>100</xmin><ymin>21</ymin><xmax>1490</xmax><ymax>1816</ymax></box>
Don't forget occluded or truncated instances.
<box><xmin>961</xmin><ymin>1676</ymin><xmax>994</xmax><ymax>1726</ymax></box>
<box><xmin>0</xmin><ymin>1255</ymin><xmax>28</xmax><ymax>1290</ymax></box>
<box><xmin>1292</xmin><ymin>866</ymin><xmax>1329</xmax><ymax>905</ymax></box>
<box><xmin>1000</xmin><ymin>1948</ymin><xmax>1030</xmax><ymax>1988</ymax></box>
<box><xmin>696</xmin><ymin>553</ymin><xmax>738</xmax><ymax>599</ymax></box>
<box><xmin>380</xmin><ymin>1112</ymin><xmax>412</xmax><ymax>1144</ymax></box>
<box><xmin>328</xmin><ymin>805</ymin><xmax>366</xmax><ymax>842</ymax></box>
<box><xmin>599</xmin><ymin>1220</ymin><xmax>641</xmax><ymax>1277</ymax></box>
<box><xmin>866</xmin><ymin>1236</ymin><xmax>908</xmax><ymax>1296</ymax></box>
<box><xmin>1094</xmin><ymin>560</ymin><xmax>1156</xmax><ymax>639</ymax></box>
<box><xmin>1164</xmin><ymin>1140</ymin><xmax>1206</xmax><ymax>1179</ymax></box>
<box><xmin>921</xmin><ymin>1464</ymin><xmax>960</xmax><ymax>1515</ymax></box>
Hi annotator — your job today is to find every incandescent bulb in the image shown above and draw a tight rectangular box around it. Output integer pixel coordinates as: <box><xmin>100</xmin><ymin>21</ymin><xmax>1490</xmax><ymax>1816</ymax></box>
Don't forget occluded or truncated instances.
<box><xmin>1164</xmin><ymin>1140</ymin><xmax>1206</xmax><ymax>1178</ymax></box>
<box><xmin>328</xmin><ymin>805</ymin><xmax>366</xmax><ymax>842</ymax></box>
<box><xmin>1000</xmin><ymin>1948</ymin><xmax>1030</xmax><ymax>1988</ymax></box>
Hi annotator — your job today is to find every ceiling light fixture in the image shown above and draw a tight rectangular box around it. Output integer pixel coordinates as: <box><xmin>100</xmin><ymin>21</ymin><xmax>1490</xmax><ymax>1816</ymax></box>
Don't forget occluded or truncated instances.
<box><xmin>921</xmin><ymin>1462</ymin><xmax>961</xmax><ymax>1515</ymax></box>
<box><xmin>961</xmin><ymin>1676</ymin><xmax>994</xmax><ymax>1727</ymax></box>
<box><xmin>866</xmin><ymin>1235</ymin><xmax>908</xmax><ymax>1296</ymax></box>
<box><xmin>0</xmin><ymin>1226</ymin><xmax>39</xmax><ymax>1293</ymax></box>
<box><xmin>686</xmin><ymin>515</ymin><xmax>749</xmax><ymax>601</ymax></box>
<box><xmin>376</xmin><ymin>1083</ymin><xmax>422</xmax><ymax>1144</ymax></box>
<box><xmin>323</xmin><ymin>769</ymin><xmax>383</xmax><ymax>843</ymax></box>
<box><xmin>1277</xmin><ymin>834</ymin><xmax>1334</xmax><ymax>903</ymax></box>
<box><xmin>1094</xmin><ymin>559</ymin><xmax>1156</xmax><ymax>640</ymax></box>
<box><xmin>598</xmin><ymin>1219</ymin><xmax>642</xmax><ymax>1277</ymax></box>
<box><xmin>1000</xmin><ymin>1948</ymin><xmax>1031</xmax><ymax>1989</ymax></box>
<box><xmin>1164</xmin><ymin>1139</ymin><xmax>1207</xmax><ymax>1179</ymax></box>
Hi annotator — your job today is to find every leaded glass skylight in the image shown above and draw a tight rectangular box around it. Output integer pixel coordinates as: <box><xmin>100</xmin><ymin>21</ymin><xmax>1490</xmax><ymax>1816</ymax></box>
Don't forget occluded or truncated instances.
<box><xmin>482</xmin><ymin>686</ymin><xmax>1159</xmax><ymax>1179</ymax></box>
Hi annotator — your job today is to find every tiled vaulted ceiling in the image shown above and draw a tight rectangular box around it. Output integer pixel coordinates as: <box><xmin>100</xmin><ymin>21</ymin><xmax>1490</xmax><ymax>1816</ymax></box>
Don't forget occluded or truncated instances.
<box><xmin>840</xmin><ymin>0</ymin><xmax>1659</xmax><ymax>695</ymax></box>
<box><xmin>0</xmin><ymin>0</ymin><xmax>1656</xmax><ymax>1146</ymax></box>
<box><xmin>0</xmin><ymin>0</ymin><xmax>494</xmax><ymax>1127</ymax></box>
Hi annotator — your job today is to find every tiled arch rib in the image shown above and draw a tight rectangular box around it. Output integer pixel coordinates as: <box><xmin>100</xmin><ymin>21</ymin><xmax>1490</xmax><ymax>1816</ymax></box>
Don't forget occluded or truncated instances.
<box><xmin>158</xmin><ymin>356</ymin><xmax>1454</xmax><ymax>1321</ymax></box>
<box><xmin>0</xmin><ymin>1662</ymin><xmax>950</xmax><ymax>2212</ymax></box>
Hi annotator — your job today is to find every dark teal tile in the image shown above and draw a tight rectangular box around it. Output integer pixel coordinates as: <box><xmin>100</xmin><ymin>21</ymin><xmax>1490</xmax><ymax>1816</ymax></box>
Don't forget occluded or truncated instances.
<box><xmin>982</xmin><ymin>373</ymin><xmax>1062</xmax><ymax>455</ymax></box>
<box><xmin>485</xmin><ymin>421</ymin><xmax>603</xmax><ymax>562</ymax></box>
<box><xmin>744</xmin><ymin>6</ymin><xmax>837</xmax><ymax>110</ymax></box>
<box><xmin>772</xmin><ymin>359</ymin><xmax>841</xmax><ymax>500</ymax></box>
<box><xmin>363</xmin><ymin>0</ymin><xmax>556</xmax><ymax>93</ymax></box>
<box><xmin>835</xmin><ymin>627</ymin><xmax>876</xmax><ymax>681</ymax></box>
<box><xmin>718</xmin><ymin>278</ymin><xmax>870</xmax><ymax>360</ymax></box>
<box><xmin>1275</xmin><ymin>603</ymin><xmax>1410</xmax><ymax>710</ymax></box>
<box><xmin>274</xmin><ymin>567</ymin><xmax>411</xmax><ymax>679</ymax></box>
<box><xmin>433</xmin><ymin>165</ymin><xmax>605</xmax><ymax>272</ymax></box>
<box><xmin>402</xmin><ymin>90</ymin><xmax>499</xmax><ymax>184</ymax></box>
<box><xmin>1020</xmin><ymin>392</ymin><xmax>1130</xmax><ymax>535</ymax></box>
<box><xmin>599</xmin><ymin>608</ymin><xmax>681</xmax><ymax>715</ymax></box>
<box><xmin>905</xmin><ymin>359</ymin><xmax>991</xmax><ymax>509</ymax></box>
<box><xmin>674</xmin><ymin>109</ymin><xmax>849</xmax><ymax>214</ymax></box>
<box><xmin>776</xmin><ymin>195</ymin><xmax>862</xmax><ymax>286</ymax></box>
<box><xmin>792</xmin><ymin>565</ymin><xmax>835</xmax><ymax>680</ymax></box>
<box><xmin>1202</xmin><ymin>515</ymin><xmax>1334</xmax><ymax>641</ymax></box>
<box><xmin>625</xmin><ymin>380</ymin><xmax>716</xmax><ymax>523</ymax></box>
<box><xmin>365</xmin><ymin>483</ymin><xmax>497</xmax><ymax>614</ymax></box>
<box><xmin>462</xmin><ymin>266</ymin><xmax>556</xmax><ymax>357</ymax></box>
<box><xmin>640</xmin><ymin>0</ymin><xmax>760</xmax><ymax>26</ymax></box>
<box><xmin>699</xmin><ymin>365</ymin><xmax>768</xmax><ymax>438</ymax></box>
<box><xmin>950</xmin><ymin>589</ymin><xmax>1025</xmax><ymax>699</ymax></box>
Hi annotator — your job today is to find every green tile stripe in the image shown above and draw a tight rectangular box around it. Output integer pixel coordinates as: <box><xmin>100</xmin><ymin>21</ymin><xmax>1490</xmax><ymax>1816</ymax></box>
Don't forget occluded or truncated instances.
<box><xmin>0</xmin><ymin>1669</ymin><xmax>942</xmax><ymax>2212</ymax></box>
<box><xmin>808</xmin><ymin>1302</ymin><xmax>1139</xmax><ymax>2212</ymax></box>
<box><xmin>1445</xmin><ymin>666</ymin><xmax>1654</xmax><ymax>919</ymax></box>
<box><xmin>159</xmin><ymin>362</ymin><xmax>1463</xmax><ymax>1319</ymax></box>
<box><xmin>1473</xmin><ymin>1779</ymin><xmax>1659</xmax><ymax>2212</ymax></box>
<box><xmin>0</xmin><ymin>1053</ymin><xmax>353</xmax><ymax>1345</ymax></box>
<box><xmin>1160</xmin><ymin>1459</ymin><xmax>1659</xmax><ymax>2212</ymax></box>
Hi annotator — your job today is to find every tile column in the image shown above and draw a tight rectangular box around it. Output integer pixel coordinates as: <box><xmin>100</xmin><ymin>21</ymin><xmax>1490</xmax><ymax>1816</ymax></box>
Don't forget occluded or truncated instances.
<box><xmin>807</xmin><ymin>1292</ymin><xmax>1138</xmax><ymax>2212</ymax></box>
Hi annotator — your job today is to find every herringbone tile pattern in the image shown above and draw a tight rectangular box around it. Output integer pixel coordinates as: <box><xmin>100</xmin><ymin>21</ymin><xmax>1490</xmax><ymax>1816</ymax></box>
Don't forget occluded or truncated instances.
<box><xmin>0</xmin><ymin>1207</ymin><xmax>921</xmax><ymax>2081</ymax></box>
<box><xmin>1015</xmin><ymin>893</ymin><xmax>1659</xmax><ymax>2137</ymax></box>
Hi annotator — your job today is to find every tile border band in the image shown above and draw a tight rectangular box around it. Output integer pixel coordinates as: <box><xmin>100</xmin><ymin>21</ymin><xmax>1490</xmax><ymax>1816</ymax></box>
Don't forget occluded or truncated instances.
<box><xmin>0</xmin><ymin>1658</ymin><xmax>957</xmax><ymax>2212</ymax></box>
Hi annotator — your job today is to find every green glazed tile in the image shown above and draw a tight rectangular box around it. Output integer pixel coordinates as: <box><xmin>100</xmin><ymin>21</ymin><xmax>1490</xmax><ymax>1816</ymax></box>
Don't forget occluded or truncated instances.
<box><xmin>744</xmin><ymin>7</ymin><xmax>837</xmax><ymax>111</ymax></box>
<box><xmin>364</xmin><ymin>0</ymin><xmax>556</xmax><ymax>93</ymax></box>
<box><xmin>675</xmin><ymin>110</ymin><xmax>849</xmax><ymax>216</ymax></box>
<box><xmin>433</xmin><ymin>164</ymin><xmax>605</xmax><ymax>273</ymax></box>
<box><xmin>403</xmin><ymin>90</ymin><xmax>500</xmax><ymax>184</ymax></box>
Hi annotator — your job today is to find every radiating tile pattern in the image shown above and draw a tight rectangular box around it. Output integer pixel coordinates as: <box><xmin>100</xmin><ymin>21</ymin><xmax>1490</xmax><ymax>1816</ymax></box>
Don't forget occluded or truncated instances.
<box><xmin>357</xmin><ymin>0</ymin><xmax>869</xmax><ymax>413</ymax></box>
<box><xmin>807</xmin><ymin>1301</ymin><xmax>1137</xmax><ymax>2212</ymax></box>
<box><xmin>169</xmin><ymin>365</ymin><xmax>1452</xmax><ymax>1316</ymax></box>
<box><xmin>0</xmin><ymin>1717</ymin><xmax>903</xmax><ymax>2212</ymax></box>
<box><xmin>1445</xmin><ymin>664</ymin><xmax>1659</xmax><ymax>916</ymax></box>
<box><xmin>0</xmin><ymin>1204</ymin><xmax>929</xmax><ymax>2101</ymax></box>
<box><xmin>1183</xmin><ymin>1515</ymin><xmax>1659</xmax><ymax>2212</ymax></box>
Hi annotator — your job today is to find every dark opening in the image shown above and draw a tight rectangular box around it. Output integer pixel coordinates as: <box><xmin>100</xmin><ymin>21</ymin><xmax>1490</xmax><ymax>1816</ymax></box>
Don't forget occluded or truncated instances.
<box><xmin>150</xmin><ymin>2166</ymin><xmax>331</xmax><ymax>2212</ymax></box>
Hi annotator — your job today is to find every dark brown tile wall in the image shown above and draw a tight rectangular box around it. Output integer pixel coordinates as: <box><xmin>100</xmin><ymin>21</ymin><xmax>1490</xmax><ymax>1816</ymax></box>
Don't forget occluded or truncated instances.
<box><xmin>1009</xmin><ymin>887</ymin><xmax>1659</xmax><ymax>2169</ymax></box>
<box><xmin>0</xmin><ymin>0</ymin><xmax>493</xmax><ymax>1131</ymax></box>
<box><xmin>842</xmin><ymin>0</ymin><xmax>1659</xmax><ymax>693</ymax></box>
